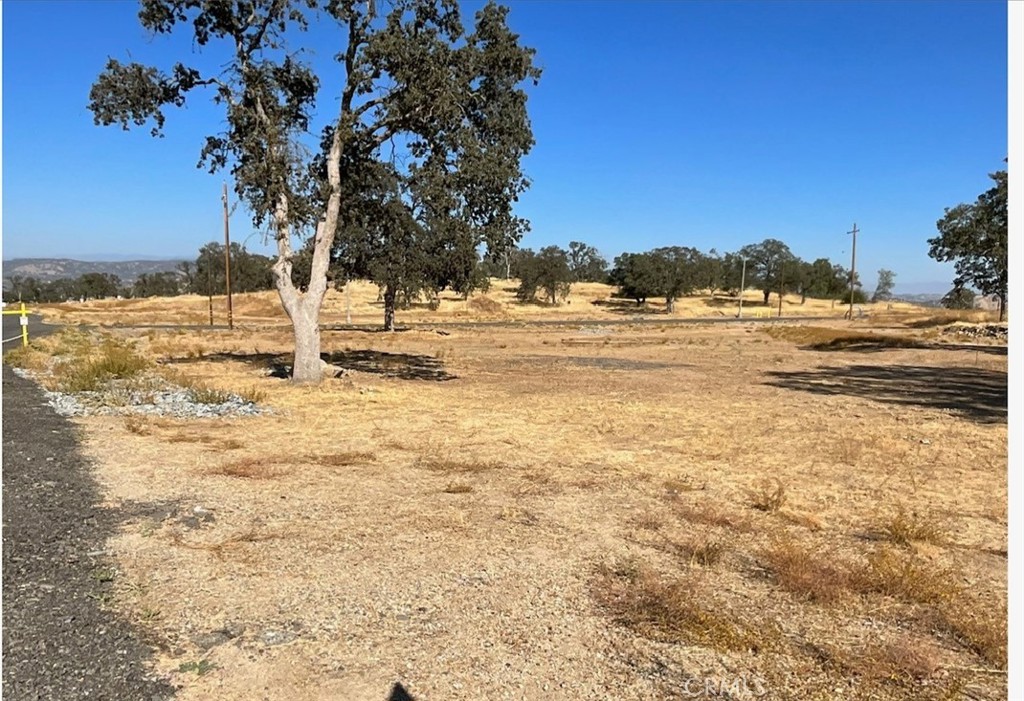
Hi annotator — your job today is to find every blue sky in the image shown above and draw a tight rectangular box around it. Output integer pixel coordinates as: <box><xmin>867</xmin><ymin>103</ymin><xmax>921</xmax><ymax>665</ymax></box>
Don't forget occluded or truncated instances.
<box><xmin>1</xmin><ymin>0</ymin><xmax>1007</xmax><ymax>293</ymax></box>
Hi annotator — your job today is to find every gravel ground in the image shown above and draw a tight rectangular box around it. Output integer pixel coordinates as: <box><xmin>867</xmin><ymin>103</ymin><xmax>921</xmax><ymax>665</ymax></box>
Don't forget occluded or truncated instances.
<box><xmin>2</xmin><ymin>364</ymin><xmax>176</xmax><ymax>700</ymax></box>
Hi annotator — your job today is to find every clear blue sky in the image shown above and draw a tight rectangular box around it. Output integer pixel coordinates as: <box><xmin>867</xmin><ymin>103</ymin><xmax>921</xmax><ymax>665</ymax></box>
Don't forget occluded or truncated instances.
<box><xmin>1</xmin><ymin>0</ymin><xmax>1007</xmax><ymax>293</ymax></box>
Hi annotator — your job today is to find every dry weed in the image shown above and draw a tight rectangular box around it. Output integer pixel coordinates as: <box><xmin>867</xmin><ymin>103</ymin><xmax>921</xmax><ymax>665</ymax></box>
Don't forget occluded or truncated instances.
<box><xmin>309</xmin><ymin>451</ymin><xmax>377</xmax><ymax>467</ymax></box>
<box><xmin>673</xmin><ymin>501</ymin><xmax>754</xmax><ymax>533</ymax></box>
<box><xmin>877</xmin><ymin>505</ymin><xmax>946</xmax><ymax>546</ymax></box>
<box><xmin>848</xmin><ymin>637</ymin><xmax>942</xmax><ymax>682</ymax></box>
<box><xmin>760</xmin><ymin>540</ymin><xmax>854</xmax><ymax>603</ymax></box>
<box><xmin>417</xmin><ymin>456</ymin><xmax>505</xmax><ymax>474</ymax></box>
<box><xmin>443</xmin><ymin>483</ymin><xmax>474</xmax><ymax>494</ymax></box>
<box><xmin>750</xmin><ymin>478</ymin><xmax>787</xmax><ymax>512</ymax></box>
<box><xmin>206</xmin><ymin>457</ymin><xmax>290</xmax><ymax>480</ymax></box>
<box><xmin>593</xmin><ymin>561</ymin><xmax>767</xmax><ymax>652</ymax></box>
<box><xmin>859</xmin><ymin>548</ymin><xmax>960</xmax><ymax>605</ymax></box>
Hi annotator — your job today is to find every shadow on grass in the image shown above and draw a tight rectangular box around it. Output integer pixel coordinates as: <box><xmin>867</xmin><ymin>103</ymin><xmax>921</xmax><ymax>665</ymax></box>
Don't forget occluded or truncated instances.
<box><xmin>165</xmin><ymin>349</ymin><xmax>456</xmax><ymax>382</ymax></box>
<box><xmin>765</xmin><ymin>364</ymin><xmax>1006</xmax><ymax>423</ymax></box>
<box><xmin>802</xmin><ymin>336</ymin><xmax>1007</xmax><ymax>355</ymax></box>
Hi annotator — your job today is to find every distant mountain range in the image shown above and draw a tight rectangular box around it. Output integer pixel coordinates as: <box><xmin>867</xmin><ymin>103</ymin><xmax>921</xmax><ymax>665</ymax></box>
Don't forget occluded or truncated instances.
<box><xmin>1</xmin><ymin>258</ymin><xmax>186</xmax><ymax>289</ymax></box>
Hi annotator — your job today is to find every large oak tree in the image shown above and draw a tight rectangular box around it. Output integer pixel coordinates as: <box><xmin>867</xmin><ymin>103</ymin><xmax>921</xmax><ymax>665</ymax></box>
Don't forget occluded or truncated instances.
<box><xmin>928</xmin><ymin>170</ymin><xmax>1008</xmax><ymax>320</ymax></box>
<box><xmin>90</xmin><ymin>0</ymin><xmax>539</xmax><ymax>381</ymax></box>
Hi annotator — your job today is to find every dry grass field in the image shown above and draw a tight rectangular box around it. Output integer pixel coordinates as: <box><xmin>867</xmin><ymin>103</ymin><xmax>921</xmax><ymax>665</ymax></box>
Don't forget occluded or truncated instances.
<box><xmin>34</xmin><ymin>279</ymin><xmax>948</xmax><ymax>328</ymax></box>
<box><xmin>11</xmin><ymin>291</ymin><xmax>1007</xmax><ymax>700</ymax></box>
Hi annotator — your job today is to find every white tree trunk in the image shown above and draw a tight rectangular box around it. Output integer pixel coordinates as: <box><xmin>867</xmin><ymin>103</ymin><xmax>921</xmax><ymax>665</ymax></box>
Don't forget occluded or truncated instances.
<box><xmin>289</xmin><ymin>295</ymin><xmax>323</xmax><ymax>383</ymax></box>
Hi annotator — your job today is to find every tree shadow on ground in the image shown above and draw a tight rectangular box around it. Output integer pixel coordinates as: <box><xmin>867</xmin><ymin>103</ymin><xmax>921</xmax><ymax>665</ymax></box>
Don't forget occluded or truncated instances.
<box><xmin>323</xmin><ymin>349</ymin><xmax>455</xmax><ymax>381</ymax></box>
<box><xmin>165</xmin><ymin>349</ymin><xmax>456</xmax><ymax>381</ymax></box>
<box><xmin>590</xmin><ymin>298</ymin><xmax>665</xmax><ymax>315</ymax></box>
<box><xmin>765</xmin><ymin>364</ymin><xmax>1006</xmax><ymax>424</ymax></box>
<box><xmin>800</xmin><ymin>337</ymin><xmax>1007</xmax><ymax>355</ymax></box>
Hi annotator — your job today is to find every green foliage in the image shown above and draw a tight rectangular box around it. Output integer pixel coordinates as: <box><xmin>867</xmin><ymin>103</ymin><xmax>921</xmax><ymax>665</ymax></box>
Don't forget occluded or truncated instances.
<box><xmin>609</xmin><ymin>252</ymin><xmax>662</xmax><ymax>306</ymax></box>
<box><xmin>132</xmin><ymin>271</ymin><xmax>183</xmax><ymax>298</ymax></box>
<box><xmin>57</xmin><ymin>338</ymin><xmax>149</xmax><ymax>392</ymax></box>
<box><xmin>89</xmin><ymin>0</ymin><xmax>541</xmax><ymax>373</ymax></box>
<box><xmin>737</xmin><ymin>239</ymin><xmax>797</xmax><ymax>304</ymax></box>
<box><xmin>928</xmin><ymin>170</ymin><xmax>1007</xmax><ymax>319</ymax></box>
<box><xmin>567</xmin><ymin>241</ymin><xmax>609</xmax><ymax>282</ymax></box>
<box><xmin>942</xmin><ymin>285</ymin><xmax>976</xmax><ymax>310</ymax></box>
<box><xmin>872</xmin><ymin>269</ymin><xmax>896</xmax><ymax>302</ymax></box>
<box><xmin>516</xmin><ymin>246</ymin><xmax>573</xmax><ymax>304</ymax></box>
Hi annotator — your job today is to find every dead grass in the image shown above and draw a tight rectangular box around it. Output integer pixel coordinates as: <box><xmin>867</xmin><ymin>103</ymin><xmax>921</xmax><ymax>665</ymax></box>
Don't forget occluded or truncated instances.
<box><xmin>52</xmin><ymin>316</ymin><xmax>1005</xmax><ymax>700</ymax></box>
<box><xmin>763</xmin><ymin>325</ymin><xmax>929</xmax><ymax>350</ymax></box>
<box><xmin>749</xmin><ymin>477</ymin><xmax>787</xmax><ymax>512</ymax></box>
<box><xmin>593</xmin><ymin>561</ymin><xmax>769</xmax><ymax>652</ymax></box>
<box><xmin>859</xmin><ymin>548</ymin><xmax>960</xmax><ymax>605</ymax></box>
<box><xmin>416</xmin><ymin>455</ymin><xmax>506</xmax><ymax>474</ymax></box>
<box><xmin>938</xmin><ymin>600</ymin><xmax>1008</xmax><ymax>668</ymax></box>
<box><xmin>205</xmin><ymin>457</ymin><xmax>291</xmax><ymax>480</ymax></box>
<box><xmin>848</xmin><ymin>637</ymin><xmax>942</xmax><ymax>682</ymax></box>
<box><xmin>672</xmin><ymin>500</ymin><xmax>755</xmax><ymax>533</ymax></box>
<box><xmin>54</xmin><ymin>337</ymin><xmax>149</xmax><ymax>392</ymax></box>
<box><xmin>308</xmin><ymin>451</ymin><xmax>377</xmax><ymax>467</ymax></box>
<box><xmin>877</xmin><ymin>505</ymin><xmax>946</xmax><ymax>546</ymax></box>
<box><xmin>760</xmin><ymin>539</ymin><xmax>855</xmax><ymax>603</ymax></box>
<box><xmin>674</xmin><ymin>538</ymin><xmax>726</xmax><ymax>567</ymax></box>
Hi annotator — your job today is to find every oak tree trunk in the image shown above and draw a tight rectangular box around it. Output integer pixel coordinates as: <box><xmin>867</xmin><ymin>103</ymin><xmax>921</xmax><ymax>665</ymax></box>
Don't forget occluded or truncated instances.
<box><xmin>666</xmin><ymin>296</ymin><xmax>675</xmax><ymax>313</ymax></box>
<box><xmin>289</xmin><ymin>296</ymin><xmax>323</xmax><ymax>383</ymax></box>
<box><xmin>762</xmin><ymin>288</ymin><xmax>771</xmax><ymax>305</ymax></box>
<box><xmin>383</xmin><ymin>283</ymin><xmax>397</xmax><ymax>331</ymax></box>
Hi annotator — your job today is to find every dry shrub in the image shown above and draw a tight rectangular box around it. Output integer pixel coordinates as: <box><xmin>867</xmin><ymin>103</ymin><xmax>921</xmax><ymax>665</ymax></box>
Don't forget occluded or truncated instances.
<box><xmin>832</xmin><ymin>437</ymin><xmax>865</xmax><ymax>465</ymax></box>
<box><xmin>206</xmin><ymin>457</ymin><xmax>290</xmax><ymax>480</ymax></box>
<box><xmin>2</xmin><ymin>343</ymin><xmax>49</xmax><ymax>371</ymax></box>
<box><xmin>124</xmin><ymin>415</ymin><xmax>151</xmax><ymax>435</ymax></box>
<box><xmin>859</xmin><ymin>548</ymin><xmax>960</xmax><ymax>605</ymax></box>
<box><xmin>593</xmin><ymin>561</ymin><xmax>766</xmax><ymax>652</ymax></box>
<box><xmin>750</xmin><ymin>478</ymin><xmax>787</xmax><ymax>512</ymax></box>
<box><xmin>760</xmin><ymin>540</ymin><xmax>854</xmax><ymax>603</ymax></box>
<box><xmin>849</xmin><ymin>638</ymin><xmax>942</xmax><ymax>682</ymax></box>
<box><xmin>443</xmin><ymin>482</ymin><xmax>474</xmax><ymax>494</ymax></box>
<box><xmin>630</xmin><ymin>513</ymin><xmax>663</xmax><ymax>531</ymax></box>
<box><xmin>56</xmin><ymin>338</ymin><xmax>149</xmax><ymax>392</ymax></box>
<box><xmin>238</xmin><ymin>385</ymin><xmax>268</xmax><ymax>404</ymax></box>
<box><xmin>675</xmin><ymin>539</ymin><xmax>725</xmax><ymax>567</ymax></box>
<box><xmin>467</xmin><ymin>296</ymin><xmax>506</xmax><ymax>315</ymax></box>
<box><xmin>673</xmin><ymin>501</ymin><xmax>754</xmax><ymax>533</ymax></box>
<box><xmin>938</xmin><ymin>600</ymin><xmax>1007</xmax><ymax>668</ymax></box>
<box><xmin>878</xmin><ymin>505</ymin><xmax>946</xmax><ymax>546</ymax></box>
<box><xmin>187</xmin><ymin>384</ymin><xmax>233</xmax><ymax>405</ymax></box>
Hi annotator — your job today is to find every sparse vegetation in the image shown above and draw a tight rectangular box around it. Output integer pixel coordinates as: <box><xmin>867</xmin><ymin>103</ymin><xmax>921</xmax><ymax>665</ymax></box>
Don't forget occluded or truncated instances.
<box><xmin>750</xmin><ymin>478</ymin><xmax>787</xmax><ymax>512</ymax></box>
<box><xmin>760</xmin><ymin>540</ymin><xmax>854</xmax><ymax>603</ymax></box>
<box><xmin>593</xmin><ymin>561</ymin><xmax>769</xmax><ymax>652</ymax></box>
<box><xmin>878</xmin><ymin>505</ymin><xmax>946</xmax><ymax>546</ymax></box>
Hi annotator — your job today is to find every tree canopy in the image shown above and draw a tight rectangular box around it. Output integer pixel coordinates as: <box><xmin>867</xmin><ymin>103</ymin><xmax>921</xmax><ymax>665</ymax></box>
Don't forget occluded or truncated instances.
<box><xmin>90</xmin><ymin>0</ymin><xmax>540</xmax><ymax>380</ymax></box>
<box><xmin>928</xmin><ymin>170</ymin><xmax>1007</xmax><ymax>320</ymax></box>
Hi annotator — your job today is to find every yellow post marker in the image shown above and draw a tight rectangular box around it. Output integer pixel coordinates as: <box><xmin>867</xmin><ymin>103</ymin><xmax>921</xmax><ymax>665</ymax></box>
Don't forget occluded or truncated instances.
<box><xmin>21</xmin><ymin>302</ymin><xmax>29</xmax><ymax>346</ymax></box>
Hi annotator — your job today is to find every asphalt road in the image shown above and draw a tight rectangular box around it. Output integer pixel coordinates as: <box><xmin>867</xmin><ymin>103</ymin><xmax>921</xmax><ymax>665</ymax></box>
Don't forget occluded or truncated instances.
<box><xmin>2</xmin><ymin>315</ymin><xmax>176</xmax><ymax>699</ymax></box>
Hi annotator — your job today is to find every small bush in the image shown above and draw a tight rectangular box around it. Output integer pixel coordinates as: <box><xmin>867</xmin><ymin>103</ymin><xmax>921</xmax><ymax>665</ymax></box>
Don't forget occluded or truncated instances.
<box><xmin>760</xmin><ymin>540</ymin><xmax>854</xmax><ymax>603</ymax></box>
<box><xmin>55</xmin><ymin>338</ymin><xmax>149</xmax><ymax>392</ymax></box>
<box><xmin>858</xmin><ymin>548</ymin><xmax>960</xmax><ymax>605</ymax></box>
<box><xmin>878</xmin><ymin>505</ymin><xmax>946</xmax><ymax>546</ymax></box>
<box><xmin>593</xmin><ymin>561</ymin><xmax>768</xmax><ymax>652</ymax></box>
<box><xmin>850</xmin><ymin>638</ymin><xmax>942</xmax><ymax>682</ymax></box>
<box><xmin>677</xmin><ymin>539</ymin><xmax>725</xmax><ymax>567</ymax></box>
<box><xmin>938</xmin><ymin>600</ymin><xmax>1007</xmax><ymax>668</ymax></box>
<box><xmin>187</xmin><ymin>385</ymin><xmax>233</xmax><ymax>405</ymax></box>
<box><xmin>750</xmin><ymin>478</ymin><xmax>787</xmax><ymax>512</ymax></box>
<box><xmin>238</xmin><ymin>385</ymin><xmax>268</xmax><ymax>404</ymax></box>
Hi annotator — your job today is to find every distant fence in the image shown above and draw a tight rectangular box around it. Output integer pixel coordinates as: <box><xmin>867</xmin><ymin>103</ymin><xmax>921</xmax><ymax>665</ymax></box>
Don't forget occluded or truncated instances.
<box><xmin>2</xmin><ymin>303</ymin><xmax>31</xmax><ymax>346</ymax></box>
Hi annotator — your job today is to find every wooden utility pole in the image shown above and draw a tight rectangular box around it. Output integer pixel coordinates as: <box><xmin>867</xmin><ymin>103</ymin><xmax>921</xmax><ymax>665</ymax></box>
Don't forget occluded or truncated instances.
<box><xmin>207</xmin><ymin>260</ymin><xmax>214</xmax><ymax>327</ymax></box>
<box><xmin>846</xmin><ymin>222</ymin><xmax>858</xmax><ymax>320</ymax></box>
<box><xmin>345</xmin><ymin>279</ymin><xmax>352</xmax><ymax>325</ymax></box>
<box><xmin>222</xmin><ymin>182</ymin><xmax>234</xmax><ymax>330</ymax></box>
<box><xmin>737</xmin><ymin>258</ymin><xmax>747</xmax><ymax>318</ymax></box>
